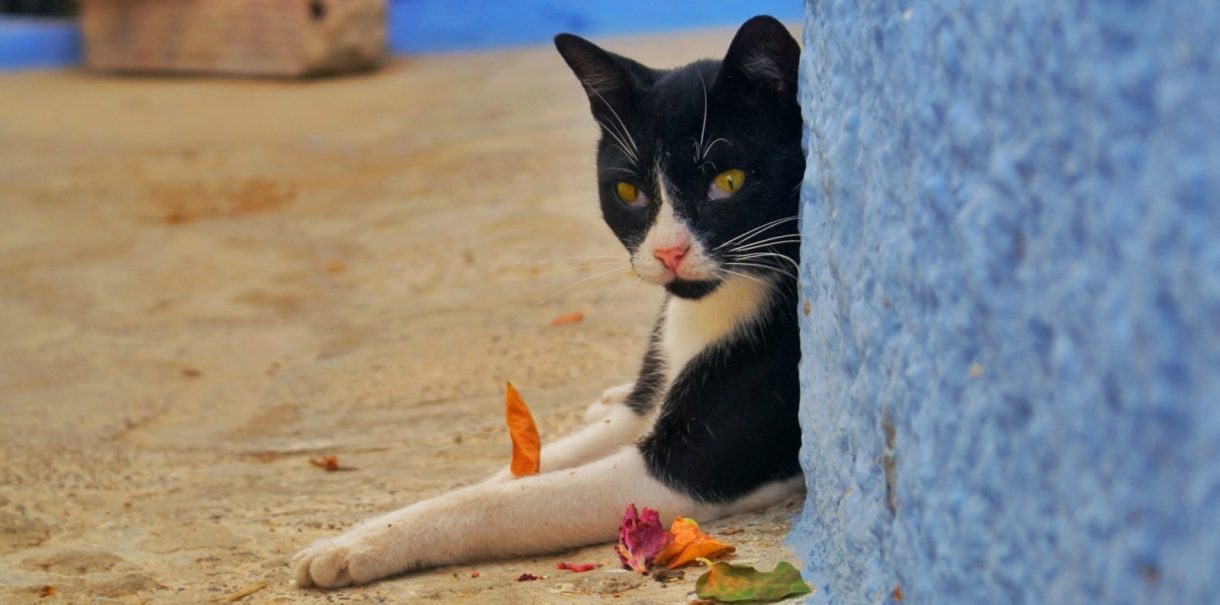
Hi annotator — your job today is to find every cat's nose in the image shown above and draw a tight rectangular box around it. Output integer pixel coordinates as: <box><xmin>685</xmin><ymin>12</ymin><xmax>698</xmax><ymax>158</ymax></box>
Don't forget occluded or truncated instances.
<box><xmin>653</xmin><ymin>244</ymin><xmax>689</xmax><ymax>272</ymax></box>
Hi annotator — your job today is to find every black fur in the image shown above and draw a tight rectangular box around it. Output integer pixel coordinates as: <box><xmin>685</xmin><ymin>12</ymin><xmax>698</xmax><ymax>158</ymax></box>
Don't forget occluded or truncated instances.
<box><xmin>624</xmin><ymin>318</ymin><xmax>666</xmax><ymax>415</ymax></box>
<box><xmin>640</xmin><ymin>288</ymin><xmax>803</xmax><ymax>502</ymax></box>
<box><xmin>557</xmin><ymin>16</ymin><xmax>804</xmax><ymax>503</ymax></box>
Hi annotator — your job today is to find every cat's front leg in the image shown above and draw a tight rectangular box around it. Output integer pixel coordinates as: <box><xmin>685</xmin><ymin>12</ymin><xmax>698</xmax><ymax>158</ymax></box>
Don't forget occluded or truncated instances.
<box><xmin>292</xmin><ymin>446</ymin><xmax>711</xmax><ymax>588</ymax></box>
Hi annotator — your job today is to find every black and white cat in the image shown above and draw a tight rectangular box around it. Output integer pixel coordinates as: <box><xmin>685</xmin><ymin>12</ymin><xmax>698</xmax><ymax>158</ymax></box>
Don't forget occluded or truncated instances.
<box><xmin>292</xmin><ymin>15</ymin><xmax>804</xmax><ymax>588</ymax></box>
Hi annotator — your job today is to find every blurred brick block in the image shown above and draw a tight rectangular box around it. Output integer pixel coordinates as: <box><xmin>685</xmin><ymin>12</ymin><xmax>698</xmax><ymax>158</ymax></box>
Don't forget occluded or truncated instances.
<box><xmin>81</xmin><ymin>0</ymin><xmax>385</xmax><ymax>77</ymax></box>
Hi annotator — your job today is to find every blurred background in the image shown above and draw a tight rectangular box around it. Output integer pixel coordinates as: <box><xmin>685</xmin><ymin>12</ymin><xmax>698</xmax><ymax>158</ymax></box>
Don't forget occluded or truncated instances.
<box><xmin>0</xmin><ymin>0</ymin><xmax>801</xmax><ymax>70</ymax></box>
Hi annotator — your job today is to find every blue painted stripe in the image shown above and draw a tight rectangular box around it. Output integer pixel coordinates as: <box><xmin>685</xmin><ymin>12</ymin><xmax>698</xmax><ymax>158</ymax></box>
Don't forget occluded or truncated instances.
<box><xmin>0</xmin><ymin>17</ymin><xmax>81</xmax><ymax>70</ymax></box>
<box><xmin>0</xmin><ymin>1</ymin><xmax>800</xmax><ymax>71</ymax></box>
<box><xmin>386</xmin><ymin>0</ymin><xmax>800</xmax><ymax>54</ymax></box>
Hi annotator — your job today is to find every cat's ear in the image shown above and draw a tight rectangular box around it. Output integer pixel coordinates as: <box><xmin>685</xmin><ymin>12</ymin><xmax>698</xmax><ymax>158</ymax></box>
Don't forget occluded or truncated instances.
<box><xmin>554</xmin><ymin>34</ymin><xmax>650</xmax><ymax>113</ymax></box>
<box><xmin>718</xmin><ymin>15</ymin><xmax>799</xmax><ymax>95</ymax></box>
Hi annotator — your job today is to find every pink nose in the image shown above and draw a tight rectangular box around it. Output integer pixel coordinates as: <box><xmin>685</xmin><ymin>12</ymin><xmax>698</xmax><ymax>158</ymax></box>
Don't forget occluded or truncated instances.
<box><xmin>653</xmin><ymin>244</ymin><xmax>689</xmax><ymax>272</ymax></box>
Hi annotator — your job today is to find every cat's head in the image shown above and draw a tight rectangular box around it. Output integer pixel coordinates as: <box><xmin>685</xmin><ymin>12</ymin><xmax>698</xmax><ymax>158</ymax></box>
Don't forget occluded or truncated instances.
<box><xmin>555</xmin><ymin>16</ymin><xmax>802</xmax><ymax>300</ymax></box>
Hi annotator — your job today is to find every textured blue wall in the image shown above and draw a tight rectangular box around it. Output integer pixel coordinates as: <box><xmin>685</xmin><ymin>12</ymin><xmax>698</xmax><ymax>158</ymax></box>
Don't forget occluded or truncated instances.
<box><xmin>793</xmin><ymin>1</ymin><xmax>1220</xmax><ymax>603</ymax></box>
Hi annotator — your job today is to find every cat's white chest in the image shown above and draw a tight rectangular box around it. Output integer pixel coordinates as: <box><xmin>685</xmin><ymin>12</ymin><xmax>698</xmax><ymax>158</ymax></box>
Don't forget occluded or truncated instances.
<box><xmin>659</xmin><ymin>275</ymin><xmax>774</xmax><ymax>383</ymax></box>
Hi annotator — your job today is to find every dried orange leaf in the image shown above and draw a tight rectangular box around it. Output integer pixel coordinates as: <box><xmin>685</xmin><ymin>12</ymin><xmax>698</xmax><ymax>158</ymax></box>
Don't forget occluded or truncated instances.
<box><xmin>505</xmin><ymin>382</ymin><xmax>541</xmax><ymax>477</ymax></box>
<box><xmin>653</xmin><ymin>517</ymin><xmax>735</xmax><ymax>569</ymax></box>
<box><xmin>550</xmin><ymin>310</ymin><xmax>585</xmax><ymax>326</ymax></box>
<box><xmin>308</xmin><ymin>455</ymin><xmax>340</xmax><ymax>472</ymax></box>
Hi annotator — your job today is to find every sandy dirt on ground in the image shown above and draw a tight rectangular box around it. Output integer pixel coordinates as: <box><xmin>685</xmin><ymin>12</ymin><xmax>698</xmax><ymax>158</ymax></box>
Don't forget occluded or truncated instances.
<box><xmin>0</xmin><ymin>28</ymin><xmax>803</xmax><ymax>604</ymax></box>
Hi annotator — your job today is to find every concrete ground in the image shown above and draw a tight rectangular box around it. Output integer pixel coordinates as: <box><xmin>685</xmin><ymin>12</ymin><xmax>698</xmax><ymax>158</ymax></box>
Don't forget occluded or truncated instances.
<box><xmin>0</xmin><ymin>28</ymin><xmax>802</xmax><ymax>604</ymax></box>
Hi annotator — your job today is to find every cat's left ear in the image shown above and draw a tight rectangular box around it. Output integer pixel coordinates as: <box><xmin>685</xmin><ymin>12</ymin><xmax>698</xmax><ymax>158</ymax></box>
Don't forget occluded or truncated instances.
<box><xmin>554</xmin><ymin>34</ymin><xmax>652</xmax><ymax>116</ymax></box>
<box><xmin>718</xmin><ymin>15</ymin><xmax>800</xmax><ymax>95</ymax></box>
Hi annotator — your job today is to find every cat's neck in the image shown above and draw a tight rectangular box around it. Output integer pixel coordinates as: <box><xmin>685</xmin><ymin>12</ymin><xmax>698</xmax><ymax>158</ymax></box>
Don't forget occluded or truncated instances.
<box><xmin>660</xmin><ymin>275</ymin><xmax>776</xmax><ymax>377</ymax></box>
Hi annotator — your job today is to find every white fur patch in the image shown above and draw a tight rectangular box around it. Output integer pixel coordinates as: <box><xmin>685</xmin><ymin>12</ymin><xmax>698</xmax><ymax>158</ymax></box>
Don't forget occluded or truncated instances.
<box><xmin>632</xmin><ymin>171</ymin><xmax>718</xmax><ymax>284</ymax></box>
<box><xmin>660</xmin><ymin>274</ymin><xmax>774</xmax><ymax>382</ymax></box>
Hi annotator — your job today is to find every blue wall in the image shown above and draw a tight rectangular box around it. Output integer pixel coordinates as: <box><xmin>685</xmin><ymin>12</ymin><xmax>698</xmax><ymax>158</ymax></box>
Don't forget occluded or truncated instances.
<box><xmin>793</xmin><ymin>1</ymin><xmax>1220</xmax><ymax>603</ymax></box>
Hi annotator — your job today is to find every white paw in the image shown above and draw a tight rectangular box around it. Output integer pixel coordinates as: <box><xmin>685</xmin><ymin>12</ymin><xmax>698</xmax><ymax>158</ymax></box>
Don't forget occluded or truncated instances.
<box><xmin>290</xmin><ymin>533</ymin><xmax>383</xmax><ymax>588</ymax></box>
<box><xmin>600</xmin><ymin>382</ymin><xmax>635</xmax><ymax>404</ymax></box>
<box><xmin>583</xmin><ymin>382</ymin><xmax>634</xmax><ymax>423</ymax></box>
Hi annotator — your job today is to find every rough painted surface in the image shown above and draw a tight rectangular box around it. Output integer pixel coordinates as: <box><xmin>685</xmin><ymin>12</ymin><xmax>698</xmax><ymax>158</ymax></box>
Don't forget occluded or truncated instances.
<box><xmin>793</xmin><ymin>1</ymin><xmax>1220</xmax><ymax>603</ymax></box>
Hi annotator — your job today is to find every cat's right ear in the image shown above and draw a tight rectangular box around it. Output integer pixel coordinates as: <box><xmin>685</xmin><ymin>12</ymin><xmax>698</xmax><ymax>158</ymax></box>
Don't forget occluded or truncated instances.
<box><xmin>554</xmin><ymin>34</ymin><xmax>648</xmax><ymax>115</ymax></box>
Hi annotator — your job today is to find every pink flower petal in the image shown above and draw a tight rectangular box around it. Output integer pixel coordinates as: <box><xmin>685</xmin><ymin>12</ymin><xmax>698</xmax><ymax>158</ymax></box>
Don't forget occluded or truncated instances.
<box><xmin>616</xmin><ymin>504</ymin><xmax>672</xmax><ymax>573</ymax></box>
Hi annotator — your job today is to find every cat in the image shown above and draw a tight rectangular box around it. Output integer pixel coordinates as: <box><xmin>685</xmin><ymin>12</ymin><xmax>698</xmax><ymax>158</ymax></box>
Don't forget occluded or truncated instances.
<box><xmin>291</xmin><ymin>15</ymin><xmax>804</xmax><ymax>588</ymax></box>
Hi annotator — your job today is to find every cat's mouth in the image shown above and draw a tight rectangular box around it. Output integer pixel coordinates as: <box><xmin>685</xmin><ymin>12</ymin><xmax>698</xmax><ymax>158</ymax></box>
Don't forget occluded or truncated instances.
<box><xmin>663</xmin><ymin>277</ymin><xmax>723</xmax><ymax>300</ymax></box>
<box><xmin>634</xmin><ymin>256</ymin><xmax>724</xmax><ymax>299</ymax></box>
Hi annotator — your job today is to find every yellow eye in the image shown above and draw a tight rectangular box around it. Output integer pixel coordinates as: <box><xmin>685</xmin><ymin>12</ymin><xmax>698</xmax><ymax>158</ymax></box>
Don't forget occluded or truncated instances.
<box><xmin>711</xmin><ymin>169</ymin><xmax>746</xmax><ymax>199</ymax></box>
<box><xmin>615</xmin><ymin>181</ymin><xmax>642</xmax><ymax>205</ymax></box>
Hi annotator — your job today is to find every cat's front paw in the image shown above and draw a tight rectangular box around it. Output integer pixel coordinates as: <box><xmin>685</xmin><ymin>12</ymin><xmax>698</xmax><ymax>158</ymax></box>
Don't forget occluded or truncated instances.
<box><xmin>583</xmin><ymin>382</ymin><xmax>635</xmax><ymax>422</ymax></box>
<box><xmin>291</xmin><ymin>533</ymin><xmax>389</xmax><ymax>588</ymax></box>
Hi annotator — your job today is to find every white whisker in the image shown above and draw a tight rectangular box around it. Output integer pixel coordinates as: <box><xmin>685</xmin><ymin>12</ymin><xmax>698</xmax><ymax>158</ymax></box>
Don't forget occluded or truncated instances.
<box><xmin>576</xmin><ymin>274</ymin><xmax>640</xmax><ymax>336</ymax></box>
<box><xmin>696</xmin><ymin>73</ymin><xmax>709</xmax><ymax>161</ymax></box>
<box><xmin>729</xmin><ymin>242</ymin><xmax>802</xmax><ymax>256</ymax></box>
<box><xmin>726</xmin><ymin>233</ymin><xmax>802</xmax><ymax>253</ymax></box>
<box><xmin>726</xmin><ymin>261</ymin><xmax>796</xmax><ymax>281</ymax></box>
<box><xmin>702</xmin><ymin>137</ymin><xmax>730</xmax><ymax>159</ymax></box>
<box><xmin>732</xmin><ymin>252</ymin><xmax>801</xmax><ymax>273</ymax></box>
<box><xmin>715</xmin><ymin>215</ymin><xmax>799</xmax><ymax>251</ymax></box>
<box><xmin>584</xmin><ymin>84</ymin><xmax>639</xmax><ymax>158</ymax></box>
<box><xmin>526</xmin><ymin>260</ymin><xmax>625</xmax><ymax>278</ymax></box>
<box><xmin>594</xmin><ymin>118</ymin><xmax>639</xmax><ymax>165</ymax></box>
<box><xmin>715</xmin><ymin>268</ymin><xmax>769</xmax><ymax>287</ymax></box>
<box><xmin>717</xmin><ymin>215</ymin><xmax>799</xmax><ymax>249</ymax></box>
<box><xmin>553</xmin><ymin>254</ymin><xmax>624</xmax><ymax>261</ymax></box>
<box><xmin>727</xmin><ymin>240</ymin><xmax>805</xmax><ymax>253</ymax></box>
<box><xmin>513</xmin><ymin>264</ymin><xmax>629</xmax><ymax>322</ymax></box>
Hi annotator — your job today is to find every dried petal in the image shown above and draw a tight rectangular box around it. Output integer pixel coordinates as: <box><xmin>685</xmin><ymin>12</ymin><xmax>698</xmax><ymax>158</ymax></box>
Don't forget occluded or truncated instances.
<box><xmin>653</xmin><ymin>517</ymin><xmax>735</xmax><ymax>569</ymax></box>
<box><xmin>616</xmin><ymin>504</ymin><xmax>671</xmax><ymax>573</ymax></box>
<box><xmin>516</xmin><ymin>573</ymin><xmax>542</xmax><ymax>582</ymax></box>
<box><xmin>505</xmin><ymin>382</ymin><xmax>541</xmax><ymax>477</ymax></box>
<box><xmin>556</xmin><ymin>562</ymin><xmax>597</xmax><ymax>573</ymax></box>
<box><xmin>694</xmin><ymin>559</ymin><xmax>813</xmax><ymax>602</ymax></box>
<box><xmin>550</xmin><ymin>310</ymin><xmax>585</xmax><ymax>326</ymax></box>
